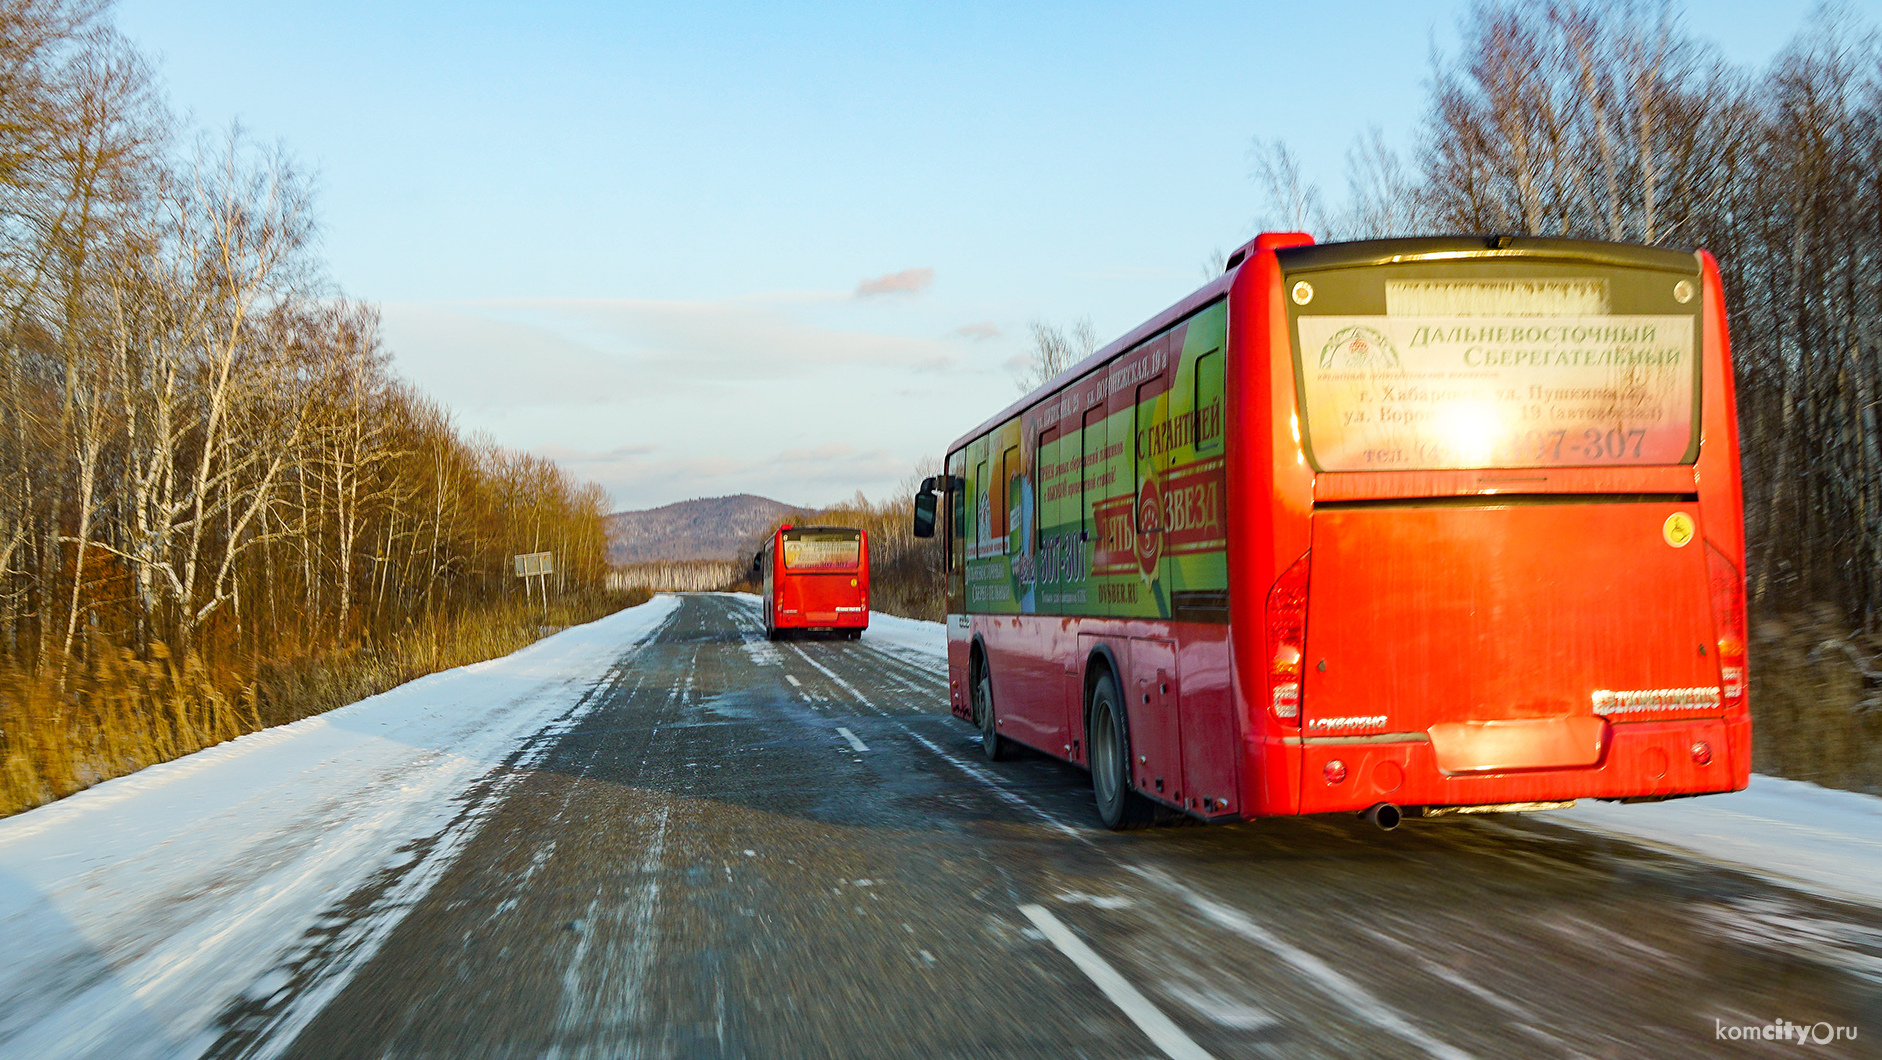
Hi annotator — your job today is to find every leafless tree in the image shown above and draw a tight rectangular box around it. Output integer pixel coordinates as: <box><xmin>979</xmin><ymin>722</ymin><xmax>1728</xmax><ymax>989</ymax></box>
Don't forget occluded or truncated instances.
<box><xmin>1330</xmin><ymin>126</ymin><xmax>1426</xmax><ymax>238</ymax></box>
<box><xmin>1249</xmin><ymin>138</ymin><xmax>1324</xmax><ymax>233</ymax></box>
<box><xmin>0</xmin><ymin>0</ymin><xmax>626</xmax><ymax>812</ymax></box>
<box><xmin>1014</xmin><ymin>316</ymin><xmax>1098</xmax><ymax>393</ymax></box>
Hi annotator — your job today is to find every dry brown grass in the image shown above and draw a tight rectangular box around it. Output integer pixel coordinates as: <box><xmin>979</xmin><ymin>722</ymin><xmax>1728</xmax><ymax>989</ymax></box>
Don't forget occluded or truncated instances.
<box><xmin>1748</xmin><ymin>604</ymin><xmax>1882</xmax><ymax>794</ymax></box>
<box><xmin>0</xmin><ymin>642</ymin><xmax>257</xmax><ymax>812</ymax></box>
<box><xmin>0</xmin><ymin>588</ymin><xmax>651</xmax><ymax>818</ymax></box>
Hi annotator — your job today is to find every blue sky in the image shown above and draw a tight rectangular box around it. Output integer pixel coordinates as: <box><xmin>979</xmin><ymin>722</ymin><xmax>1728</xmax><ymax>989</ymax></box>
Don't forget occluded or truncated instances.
<box><xmin>116</xmin><ymin>0</ymin><xmax>1859</xmax><ymax>511</ymax></box>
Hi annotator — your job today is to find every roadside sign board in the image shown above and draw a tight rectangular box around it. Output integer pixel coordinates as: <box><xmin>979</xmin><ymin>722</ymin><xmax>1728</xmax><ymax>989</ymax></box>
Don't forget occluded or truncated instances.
<box><xmin>514</xmin><ymin>552</ymin><xmax>554</xmax><ymax>577</ymax></box>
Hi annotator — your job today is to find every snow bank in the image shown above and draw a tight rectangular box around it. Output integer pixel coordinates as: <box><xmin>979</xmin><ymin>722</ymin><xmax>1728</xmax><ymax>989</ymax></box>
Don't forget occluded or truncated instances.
<box><xmin>1554</xmin><ymin>773</ymin><xmax>1882</xmax><ymax>907</ymax></box>
<box><xmin>0</xmin><ymin>595</ymin><xmax>680</xmax><ymax>1060</ymax></box>
<box><xmin>859</xmin><ymin>609</ymin><xmax>947</xmax><ymax>661</ymax></box>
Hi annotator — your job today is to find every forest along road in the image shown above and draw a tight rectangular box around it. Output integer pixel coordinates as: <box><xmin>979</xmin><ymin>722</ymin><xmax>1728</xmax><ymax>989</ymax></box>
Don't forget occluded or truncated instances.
<box><xmin>225</xmin><ymin>595</ymin><xmax>1875</xmax><ymax>1059</ymax></box>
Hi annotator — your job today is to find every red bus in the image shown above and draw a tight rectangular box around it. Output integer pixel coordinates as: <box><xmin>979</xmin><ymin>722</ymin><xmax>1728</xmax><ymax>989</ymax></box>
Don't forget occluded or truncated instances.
<box><xmin>761</xmin><ymin>525</ymin><xmax>870</xmax><ymax>640</ymax></box>
<box><xmin>914</xmin><ymin>234</ymin><xmax>1748</xmax><ymax>830</ymax></box>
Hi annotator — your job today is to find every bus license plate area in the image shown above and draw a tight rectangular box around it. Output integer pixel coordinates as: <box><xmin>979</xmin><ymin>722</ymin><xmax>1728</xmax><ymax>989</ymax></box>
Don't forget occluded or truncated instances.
<box><xmin>1297</xmin><ymin>718</ymin><xmax>1732</xmax><ymax>814</ymax></box>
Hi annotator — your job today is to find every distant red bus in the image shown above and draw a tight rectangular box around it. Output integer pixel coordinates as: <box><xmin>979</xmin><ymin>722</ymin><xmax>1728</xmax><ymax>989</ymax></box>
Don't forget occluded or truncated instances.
<box><xmin>761</xmin><ymin>525</ymin><xmax>869</xmax><ymax>640</ymax></box>
<box><xmin>915</xmin><ymin>234</ymin><xmax>1749</xmax><ymax>830</ymax></box>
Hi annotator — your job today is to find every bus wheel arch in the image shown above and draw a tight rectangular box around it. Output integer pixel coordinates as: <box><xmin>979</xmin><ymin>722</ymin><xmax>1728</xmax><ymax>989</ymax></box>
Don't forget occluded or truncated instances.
<box><xmin>969</xmin><ymin>637</ymin><xmax>1011</xmax><ymax>761</ymax></box>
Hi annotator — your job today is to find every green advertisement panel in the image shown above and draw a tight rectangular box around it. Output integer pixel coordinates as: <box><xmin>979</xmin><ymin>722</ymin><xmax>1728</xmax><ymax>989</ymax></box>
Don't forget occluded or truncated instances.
<box><xmin>960</xmin><ymin>300</ymin><xmax>1229</xmax><ymax>621</ymax></box>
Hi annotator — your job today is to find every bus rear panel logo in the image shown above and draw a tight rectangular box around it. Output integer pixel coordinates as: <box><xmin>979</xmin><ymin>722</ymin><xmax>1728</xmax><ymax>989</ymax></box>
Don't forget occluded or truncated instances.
<box><xmin>1319</xmin><ymin>325</ymin><xmax>1400</xmax><ymax>369</ymax></box>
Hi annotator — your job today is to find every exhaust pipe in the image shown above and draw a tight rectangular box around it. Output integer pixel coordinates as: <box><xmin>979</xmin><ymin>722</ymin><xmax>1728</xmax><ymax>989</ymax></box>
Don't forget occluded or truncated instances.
<box><xmin>1364</xmin><ymin>802</ymin><xmax>1402</xmax><ymax>831</ymax></box>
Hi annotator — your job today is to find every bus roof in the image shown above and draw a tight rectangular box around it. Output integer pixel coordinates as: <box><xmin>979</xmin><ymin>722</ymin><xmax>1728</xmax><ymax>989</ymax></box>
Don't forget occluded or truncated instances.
<box><xmin>947</xmin><ymin>261</ymin><xmax>1237</xmax><ymax>454</ymax></box>
<box><xmin>946</xmin><ymin>233</ymin><xmax>1701</xmax><ymax>456</ymax></box>
<box><xmin>1275</xmin><ymin>234</ymin><xmax>1698</xmax><ymax>274</ymax></box>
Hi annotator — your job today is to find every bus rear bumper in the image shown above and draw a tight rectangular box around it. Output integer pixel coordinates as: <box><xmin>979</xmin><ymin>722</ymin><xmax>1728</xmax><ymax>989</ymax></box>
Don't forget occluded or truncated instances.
<box><xmin>1293</xmin><ymin>718</ymin><xmax>1746</xmax><ymax>817</ymax></box>
<box><xmin>777</xmin><ymin>610</ymin><xmax>869</xmax><ymax>631</ymax></box>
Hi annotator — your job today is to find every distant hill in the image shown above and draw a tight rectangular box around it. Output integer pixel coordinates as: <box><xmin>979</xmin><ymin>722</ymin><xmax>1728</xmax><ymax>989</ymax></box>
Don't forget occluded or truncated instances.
<box><xmin>605</xmin><ymin>494</ymin><xmax>808</xmax><ymax>564</ymax></box>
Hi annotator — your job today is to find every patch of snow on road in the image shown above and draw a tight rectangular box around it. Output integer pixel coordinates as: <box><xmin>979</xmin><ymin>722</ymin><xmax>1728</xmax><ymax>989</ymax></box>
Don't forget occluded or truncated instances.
<box><xmin>0</xmin><ymin>594</ymin><xmax>680</xmax><ymax>1060</ymax></box>
<box><xmin>739</xmin><ymin>632</ymin><xmax>782</xmax><ymax>668</ymax></box>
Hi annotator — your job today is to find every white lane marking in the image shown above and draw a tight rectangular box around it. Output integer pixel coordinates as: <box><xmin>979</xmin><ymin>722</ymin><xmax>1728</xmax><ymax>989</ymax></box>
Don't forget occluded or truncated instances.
<box><xmin>1019</xmin><ymin>904</ymin><xmax>1216</xmax><ymax>1060</ymax></box>
<box><xmin>785</xmin><ymin>674</ymin><xmax>802</xmax><ymax>687</ymax></box>
<box><xmin>795</xmin><ymin>639</ymin><xmax>1474</xmax><ymax>1060</ymax></box>
<box><xmin>789</xmin><ymin>647</ymin><xmax>878</xmax><ymax>708</ymax></box>
<box><xmin>791</xmin><ymin>644</ymin><xmax>1083</xmax><ymax>841</ymax></box>
<box><xmin>1125</xmin><ymin>865</ymin><xmax>1476</xmax><ymax>1060</ymax></box>
<box><xmin>1358</xmin><ymin>926</ymin><xmax>1572</xmax><ymax>1053</ymax></box>
<box><xmin>836</xmin><ymin>727</ymin><xmax>869</xmax><ymax>752</ymax></box>
<box><xmin>897</xmin><ymin>726</ymin><xmax>1085</xmax><ymax>841</ymax></box>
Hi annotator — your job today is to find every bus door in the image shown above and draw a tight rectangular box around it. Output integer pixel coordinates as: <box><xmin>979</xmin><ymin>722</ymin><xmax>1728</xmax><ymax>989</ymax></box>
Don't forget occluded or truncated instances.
<box><xmin>988</xmin><ymin>432</ymin><xmax>1064</xmax><ymax>751</ymax></box>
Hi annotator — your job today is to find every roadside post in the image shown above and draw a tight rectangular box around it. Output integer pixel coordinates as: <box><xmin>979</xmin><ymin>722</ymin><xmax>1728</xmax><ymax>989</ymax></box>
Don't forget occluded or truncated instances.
<box><xmin>513</xmin><ymin>551</ymin><xmax>554</xmax><ymax>613</ymax></box>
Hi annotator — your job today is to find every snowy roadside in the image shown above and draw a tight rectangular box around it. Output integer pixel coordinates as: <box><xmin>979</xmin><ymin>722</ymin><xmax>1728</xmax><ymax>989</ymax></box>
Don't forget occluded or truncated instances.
<box><xmin>1551</xmin><ymin>775</ymin><xmax>1882</xmax><ymax>907</ymax></box>
<box><xmin>0</xmin><ymin>594</ymin><xmax>681</xmax><ymax>1060</ymax></box>
<box><xmin>856</xmin><ymin>611</ymin><xmax>1882</xmax><ymax>908</ymax></box>
<box><xmin>858</xmin><ymin>608</ymin><xmax>949</xmax><ymax>662</ymax></box>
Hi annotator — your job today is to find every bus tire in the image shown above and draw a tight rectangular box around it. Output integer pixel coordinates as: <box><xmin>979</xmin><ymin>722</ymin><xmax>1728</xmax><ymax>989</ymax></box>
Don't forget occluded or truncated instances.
<box><xmin>972</xmin><ymin>655</ymin><xmax>1012</xmax><ymax>761</ymax></box>
<box><xmin>1088</xmin><ymin>674</ymin><xmax>1153</xmax><ymax>831</ymax></box>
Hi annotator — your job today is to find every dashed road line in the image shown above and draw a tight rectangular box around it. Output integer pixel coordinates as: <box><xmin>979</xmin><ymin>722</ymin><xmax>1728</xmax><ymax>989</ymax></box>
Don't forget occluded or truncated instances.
<box><xmin>836</xmin><ymin>727</ymin><xmax>869</xmax><ymax>753</ymax></box>
<box><xmin>1019</xmin><ymin>904</ymin><xmax>1216</xmax><ymax>1060</ymax></box>
<box><xmin>791</xmin><ymin>634</ymin><xmax>1479</xmax><ymax>1060</ymax></box>
<box><xmin>1126</xmin><ymin>865</ymin><xmax>1478</xmax><ymax>1060</ymax></box>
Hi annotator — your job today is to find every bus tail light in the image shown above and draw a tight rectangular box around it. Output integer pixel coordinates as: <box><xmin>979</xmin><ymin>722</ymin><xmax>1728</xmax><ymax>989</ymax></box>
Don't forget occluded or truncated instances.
<box><xmin>1266</xmin><ymin>553</ymin><xmax>1310</xmax><ymax>725</ymax></box>
<box><xmin>1705</xmin><ymin>542</ymin><xmax>1747</xmax><ymax>714</ymax></box>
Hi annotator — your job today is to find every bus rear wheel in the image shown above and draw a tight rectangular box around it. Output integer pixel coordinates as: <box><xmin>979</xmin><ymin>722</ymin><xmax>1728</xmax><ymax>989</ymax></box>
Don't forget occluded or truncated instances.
<box><xmin>1089</xmin><ymin>674</ymin><xmax>1153</xmax><ymax>830</ymax></box>
<box><xmin>972</xmin><ymin>657</ymin><xmax>1011</xmax><ymax>761</ymax></box>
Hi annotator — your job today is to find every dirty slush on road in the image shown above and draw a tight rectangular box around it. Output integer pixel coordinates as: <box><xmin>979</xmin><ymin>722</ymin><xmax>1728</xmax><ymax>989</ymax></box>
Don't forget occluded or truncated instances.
<box><xmin>249</xmin><ymin>595</ymin><xmax>1880</xmax><ymax>1060</ymax></box>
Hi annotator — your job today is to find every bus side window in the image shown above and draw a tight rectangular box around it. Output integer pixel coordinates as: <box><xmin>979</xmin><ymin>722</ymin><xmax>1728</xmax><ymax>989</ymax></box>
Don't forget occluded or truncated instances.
<box><xmin>948</xmin><ymin>452</ymin><xmax>966</xmax><ymax>560</ymax></box>
<box><xmin>1081</xmin><ymin>406</ymin><xmax>1105</xmax><ymax>538</ymax></box>
<box><xmin>1002</xmin><ymin>445</ymin><xmax>1022</xmax><ymax>555</ymax></box>
<box><xmin>947</xmin><ymin>450</ymin><xmax>967</xmax><ymax>609</ymax></box>
<box><xmin>974</xmin><ymin>457</ymin><xmax>989</xmax><ymax>558</ymax></box>
<box><xmin>1136</xmin><ymin>378</ymin><xmax>1165</xmax><ymax>531</ymax></box>
<box><xmin>1194</xmin><ymin>349</ymin><xmax>1223</xmax><ymax>455</ymax></box>
<box><xmin>1036</xmin><ymin>426</ymin><xmax>1059</xmax><ymax>551</ymax></box>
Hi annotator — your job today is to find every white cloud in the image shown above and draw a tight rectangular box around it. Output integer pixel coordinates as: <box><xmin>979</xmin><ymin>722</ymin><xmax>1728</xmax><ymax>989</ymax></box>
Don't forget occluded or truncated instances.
<box><xmin>379</xmin><ymin>295</ymin><xmax>1005</xmax><ymax>510</ymax></box>
<box><xmin>855</xmin><ymin>267</ymin><xmax>934</xmax><ymax>297</ymax></box>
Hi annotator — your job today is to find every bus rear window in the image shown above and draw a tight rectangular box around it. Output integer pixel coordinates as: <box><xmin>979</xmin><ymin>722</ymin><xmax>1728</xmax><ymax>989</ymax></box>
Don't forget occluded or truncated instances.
<box><xmin>1290</xmin><ymin>268</ymin><xmax>1701</xmax><ymax>472</ymax></box>
<box><xmin>782</xmin><ymin>529</ymin><xmax>860</xmax><ymax>571</ymax></box>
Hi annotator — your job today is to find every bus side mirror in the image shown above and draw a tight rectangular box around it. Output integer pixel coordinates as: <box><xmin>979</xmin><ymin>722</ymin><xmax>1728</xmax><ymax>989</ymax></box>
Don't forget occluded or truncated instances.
<box><xmin>913</xmin><ymin>489</ymin><xmax>937</xmax><ymax>538</ymax></box>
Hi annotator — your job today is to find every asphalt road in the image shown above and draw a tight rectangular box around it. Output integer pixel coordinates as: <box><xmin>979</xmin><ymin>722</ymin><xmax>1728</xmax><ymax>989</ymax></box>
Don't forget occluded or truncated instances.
<box><xmin>212</xmin><ymin>594</ymin><xmax>1880</xmax><ymax>1059</ymax></box>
